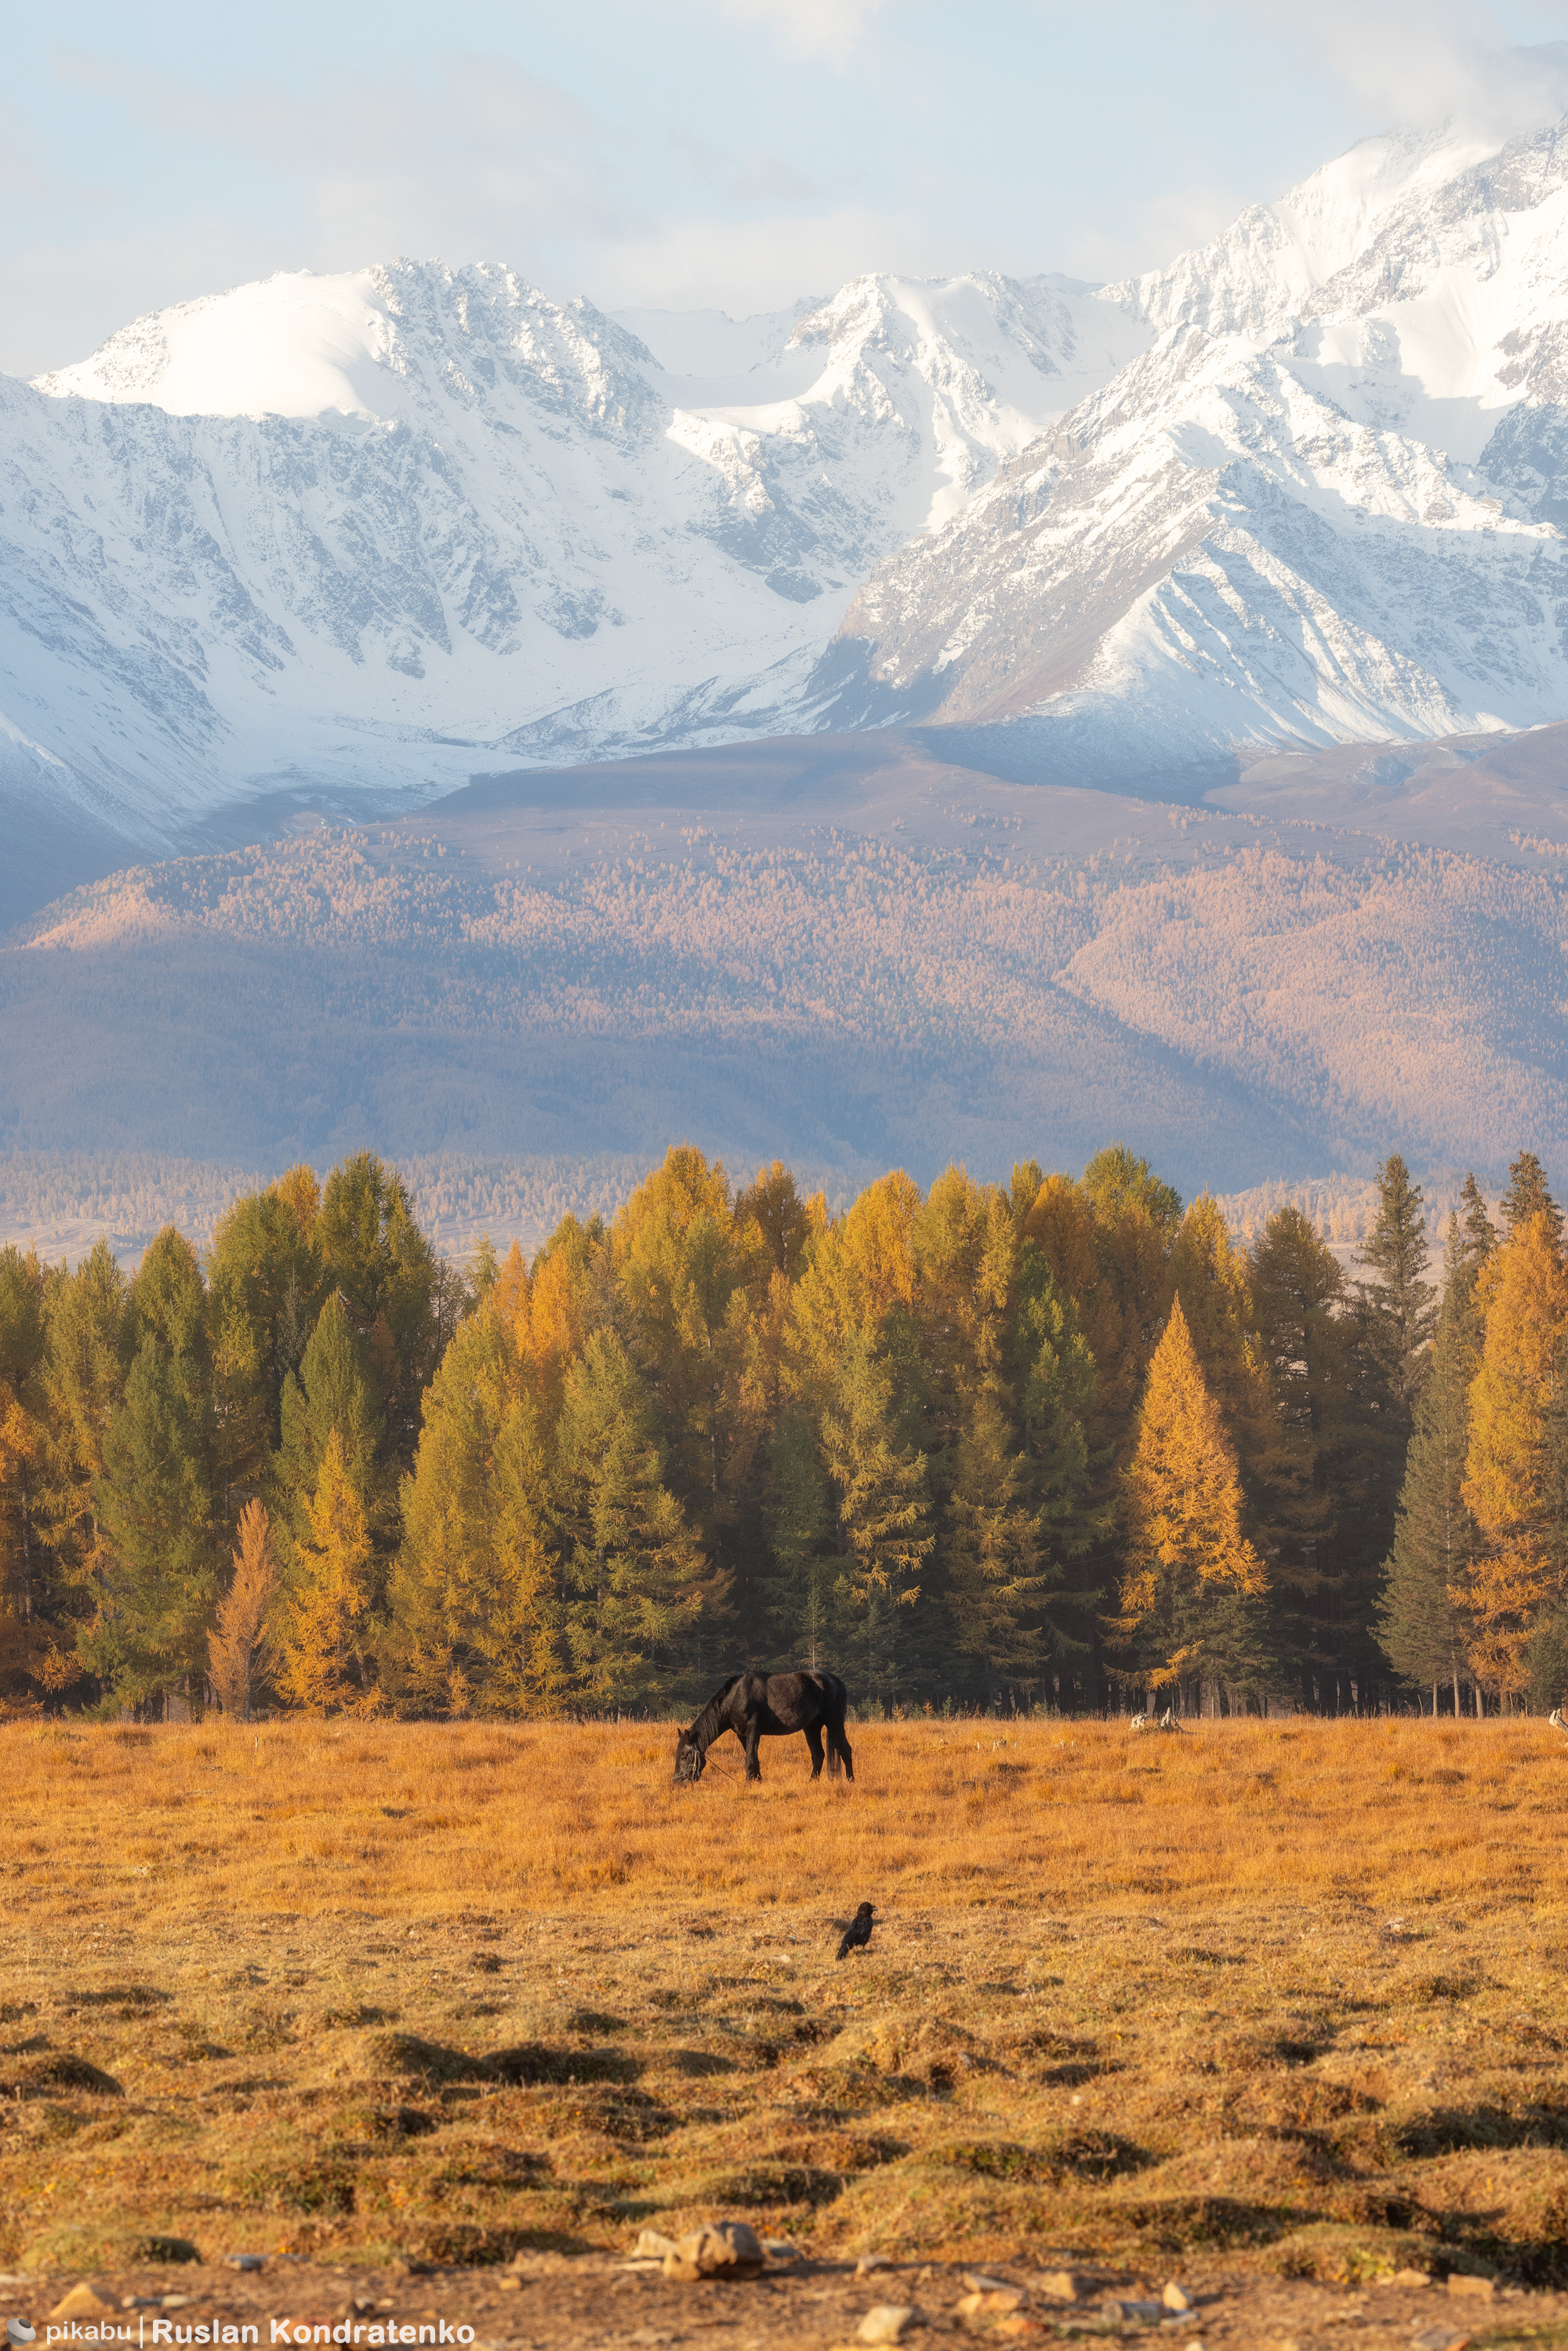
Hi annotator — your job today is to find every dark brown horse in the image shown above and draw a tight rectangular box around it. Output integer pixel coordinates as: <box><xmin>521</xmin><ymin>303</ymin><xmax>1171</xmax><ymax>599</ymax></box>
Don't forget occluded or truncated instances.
<box><xmin>673</xmin><ymin>1669</ymin><xmax>854</xmax><ymax>1784</ymax></box>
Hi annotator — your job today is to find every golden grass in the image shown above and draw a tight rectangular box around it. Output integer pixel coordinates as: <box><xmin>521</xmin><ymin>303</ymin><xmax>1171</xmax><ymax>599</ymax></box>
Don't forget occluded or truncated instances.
<box><xmin>5</xmin><ymin>1714</ymin><xmax>1568</xmax><ymax>2285</ymax></box>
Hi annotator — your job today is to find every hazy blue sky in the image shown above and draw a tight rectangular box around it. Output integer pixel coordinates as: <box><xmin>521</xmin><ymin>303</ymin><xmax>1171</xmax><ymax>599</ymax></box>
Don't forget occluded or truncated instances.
<box><xmin>5</xmin><ymin>0</ymin><xmax>1568</xmax><ymax>377</ymax></box>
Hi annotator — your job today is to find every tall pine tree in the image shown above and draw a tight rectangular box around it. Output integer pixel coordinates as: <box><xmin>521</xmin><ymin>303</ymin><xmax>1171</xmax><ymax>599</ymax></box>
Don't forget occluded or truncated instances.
<box><xmin>1500</xmin><ymin>1151</ymin><xmax>1563</xmax><ymax>1250</ymax></box>
<box><xmin>387</xmin><ymin>1301</ymin><xmax>572</xmax><ymax>1716</ymax></box>
<box><xmin>88</xmin><ymin>1230</ymin><xmax>220</xmax><ymax>1715</ymax></box>
<box><xmin>1377</xmin><ymin>1217</ymin><xmax>1479</xmax><ymax>1713</ymax></box>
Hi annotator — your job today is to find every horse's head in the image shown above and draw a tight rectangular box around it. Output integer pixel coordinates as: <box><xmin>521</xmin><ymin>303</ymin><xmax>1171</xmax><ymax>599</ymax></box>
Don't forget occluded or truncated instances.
<box><xmin>673</xmin><ymin>1730</ymin><xmax>706</xmax><ymax>1785</ymax></box>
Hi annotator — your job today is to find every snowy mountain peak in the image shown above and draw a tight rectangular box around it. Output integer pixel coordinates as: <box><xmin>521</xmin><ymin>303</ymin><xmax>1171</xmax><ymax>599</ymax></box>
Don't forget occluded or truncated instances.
<box><xmin>33</xmin><ymin>259</ymin><xmax>659</xmax><ymax>435</ymax></box>
<box><xmin>5</xmin><ymin>256</ymin><xmax>1142</xmax><ymax>854</ymax></box>
<box><xmin>1115</xmin><ymin>122</ymin><xmax>1502</xmax><ymax>342</ymax></box>
<box><xmin>816</xmin><ymin>111</ymin><xmax>1568</xmax><ymax>766</ymax></box>
<box><xmin>16</xmin><ymin>111</ymin><xmax>1568</xmax><ymax>878</ymax></box>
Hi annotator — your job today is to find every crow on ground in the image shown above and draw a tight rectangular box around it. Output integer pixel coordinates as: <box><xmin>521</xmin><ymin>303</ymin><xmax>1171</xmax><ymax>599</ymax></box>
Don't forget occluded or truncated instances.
<box><xmin>837</xmin><ymin>1901</ymin><xmax>875</xmax><ymax>1961</ymax></box>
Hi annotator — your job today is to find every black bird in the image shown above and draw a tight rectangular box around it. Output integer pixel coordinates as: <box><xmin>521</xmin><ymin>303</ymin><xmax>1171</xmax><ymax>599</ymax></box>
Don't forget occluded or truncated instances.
<box><xmin>837</xmin><ymin>1901</ymin><xmax>876</xmax><ymax>1961</ymax></box>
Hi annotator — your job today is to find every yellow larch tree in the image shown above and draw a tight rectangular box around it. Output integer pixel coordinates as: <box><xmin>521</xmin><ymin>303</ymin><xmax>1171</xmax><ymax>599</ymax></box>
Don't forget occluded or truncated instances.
<box><xmin>1461</xmin><ymin>1209</ymin><xmax>1568</xmax><ymax>1700</ymax></box>
<box><xmin>276</xmin><ymin>1428</ymin><xmax>379</xmax><ymax>1714</ymax></box>
<box><xmin>208</xmin><ymin>1497</ymin><xmax>280</xmax><ymax>1720</ymax></box>
<box><xmin>1116</xmin><ymin>1293</ymin><xmax>1267</xmax><ymax>1697</ymax></box>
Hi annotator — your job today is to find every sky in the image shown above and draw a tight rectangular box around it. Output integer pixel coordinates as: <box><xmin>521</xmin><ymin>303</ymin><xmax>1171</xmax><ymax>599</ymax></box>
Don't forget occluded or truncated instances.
<box><xmin>5</xmin><ymin>0</ymin><xmax>1568</xmax><ymax>379</ymax></box>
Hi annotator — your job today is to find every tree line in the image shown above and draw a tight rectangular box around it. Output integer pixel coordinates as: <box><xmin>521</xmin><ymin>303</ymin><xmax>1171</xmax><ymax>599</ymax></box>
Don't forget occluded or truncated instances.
<box><xmin>0</xmin><ymin>1141</ymin><xmax>1561</xmax><ymax>1722</ymax></box>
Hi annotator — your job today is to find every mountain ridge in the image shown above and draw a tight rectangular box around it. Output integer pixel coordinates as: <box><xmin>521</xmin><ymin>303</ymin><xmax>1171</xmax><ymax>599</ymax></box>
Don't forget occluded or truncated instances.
<box><xmin>9</xmin><ymin>114</ymin><xmax>1568</xmax><ymax>922</ymax></box>
<box><xmin>2</xmin><ymin>257</ymin><xmax>1139</xmax><ymax>910</ymax></box>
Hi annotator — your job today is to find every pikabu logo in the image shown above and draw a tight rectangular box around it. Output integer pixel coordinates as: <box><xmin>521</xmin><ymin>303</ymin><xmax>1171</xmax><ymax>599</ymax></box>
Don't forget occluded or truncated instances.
<box><xmin>9</xmin><ymin>2324</ymin><xmax>38</xmax><ymax>2347</ymax></box>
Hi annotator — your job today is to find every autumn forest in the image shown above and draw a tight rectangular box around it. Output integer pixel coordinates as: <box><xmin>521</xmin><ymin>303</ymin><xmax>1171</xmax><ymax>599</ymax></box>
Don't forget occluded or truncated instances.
<box><xmin>0</xmin><ymin>1141</ymin><xmax>1558</xmax><ymax>1722</ymax></box>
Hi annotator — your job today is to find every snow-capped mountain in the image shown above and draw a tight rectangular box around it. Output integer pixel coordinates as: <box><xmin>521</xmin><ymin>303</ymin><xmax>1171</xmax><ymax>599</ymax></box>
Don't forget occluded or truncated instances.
<box><xmin>819</xmin><ymin>119</ymin><xmax>1568</xmax><ymax>768</ymax></box>
<box><xmin>0</xmin><ymin>263</ymin><xmax>1138</xmax><ymax>868</ymax></box>
<box><xmin>13</xmin><ymin>108</ymin><xmax>1568</xmax><ymax>891</ymax></box>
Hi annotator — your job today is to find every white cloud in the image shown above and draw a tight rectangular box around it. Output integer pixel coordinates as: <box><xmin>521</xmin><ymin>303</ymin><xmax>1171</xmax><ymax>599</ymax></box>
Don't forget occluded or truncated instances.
<box><xmin>579</xmin><ymin>201</ymin><xmax>946</xmax><ymax>316</ymax></box>
<box><xmin>1218</xmin><ymin>0</ymin><xmax>1568</xmax><ymax>141</ymax></box>
<box><xmin>1065</xmin><ymin>180</ymin><xmax>1256</xmax><ymax>285</ymax></box>
<box><xmin>0</xmin><ymin>48</ymin><xmax>939</xmax><ymax>373</ymax></box>
<box><xmin>53</xmin><ymin>50</ymin><xmax>625</xmax><ymax>259</ymax></box>
<box><xmin>706</xmin><ymin>0</ymin><xmax>896</xmax><ymax>66</ymax></box>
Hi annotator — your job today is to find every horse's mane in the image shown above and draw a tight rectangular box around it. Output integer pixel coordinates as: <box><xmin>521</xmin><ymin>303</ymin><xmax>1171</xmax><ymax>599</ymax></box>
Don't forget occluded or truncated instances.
<box><xmin>684</xmin><ymin>1674</ymin><xmax>743</xmax><ymax>1748</ymax></box>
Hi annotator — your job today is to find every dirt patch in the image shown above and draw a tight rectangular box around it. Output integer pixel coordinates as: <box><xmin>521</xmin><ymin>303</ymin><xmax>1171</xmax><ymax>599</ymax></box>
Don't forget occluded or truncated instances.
<box><xmin>0</xmin><ymin>2255</ymin><xmax>1562</xmax><ymax>2351</ymax></box>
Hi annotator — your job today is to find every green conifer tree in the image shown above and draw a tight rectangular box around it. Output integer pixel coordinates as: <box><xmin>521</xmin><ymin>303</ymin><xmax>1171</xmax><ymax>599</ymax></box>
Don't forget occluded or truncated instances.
<box><xmin>555</xmin><ymin>1330</ymin><xmax>720</xmax><ymax>1710</ymax></box>
<box><xmin>1356</xmin><ymin>1155</ymin><xmax>1437</xmax><ymax>1418</ymax></box>
<box><xmin>1500</xmin><ymin>1151</ymin><xmax>1563</xmax><ymax>1250</ymax></box>
<box><xmin>207</xmin><ymin>1177</ymin><xmax>328</xmax><ymax>1515</ymax></box>
<box><xmin>88</xmin><ymin>1230</ymin><xmax>220</xmax><ymax>1714</ymax></box>
<box><xmin>317</xmin><ymin>1152</ymin><xmax>444</xmax><ymax>1465</ymax></box>
<box><xmin>818</xmin><ymin>1328</ymin><xmax>933</xmax><ymax>1707</ymax></box>
<box><xmin>943</xmin><ymin>1388</ymin><xmax>1062</xmax><ymax>1700</ymax></box>
<box><xmin>1350</xmin><ymin>1156</ymin><xmax>1439</xmax><ymax>1679</ymax></box>
<box><xmin>1377</xmin><ymin>1217</ymin><xmax>1479</xmax><ymax>1712</ymax></box>
<box><xmin>387</xmin><ymin>1303</ymin><xmax>573</xmax><ymax>1715</ymax></box>
<box><xmin>759</xmin><ymin>1402</ymin><xmax>844</xmax><ymax>1671</ymax></box>
<box><xmin>1249</xmin><ymin>1206</ymin><xmax>1359</xmax><ymax>1709</ymax></box>
<box><xmin>0</xmin><ymin>1246</ymin><xmax>55</xmax><ymax>1697</ymax></box>
<box><xmin>272</xmin><ymin>1294</ymin><xmax>384</xmax><ymax>1553</ymax></box>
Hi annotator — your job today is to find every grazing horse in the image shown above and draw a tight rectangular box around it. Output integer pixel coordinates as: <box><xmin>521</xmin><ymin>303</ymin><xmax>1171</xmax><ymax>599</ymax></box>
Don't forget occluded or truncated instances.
<box><xmin>673</xmin><ymin>1669</ymin><xmax>854</xmax><ymax>1785</ymax></box>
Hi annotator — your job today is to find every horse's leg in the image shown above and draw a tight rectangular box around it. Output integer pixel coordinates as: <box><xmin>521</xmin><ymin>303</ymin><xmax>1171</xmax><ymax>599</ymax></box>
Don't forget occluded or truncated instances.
<box><xmin>804</xmin><ymin>1723</ymin><xmax>825</xmax><ymax>1780</ymax></box>
<box><xmin>744</xmin><ymin>1718</ymin><xmax>763</xmax><ymax>1781</ymax></box>
<box><xmin>832</xmin><ymin>1714</ymin><xmax>855</xmax><ymax>1782</ymax></box>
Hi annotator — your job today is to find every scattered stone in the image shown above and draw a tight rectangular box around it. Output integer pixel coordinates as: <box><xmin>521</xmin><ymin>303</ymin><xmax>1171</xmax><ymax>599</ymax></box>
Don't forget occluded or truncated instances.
<box><xmin>993</xmin><ymin>2324</ymin><xmax>1042</xmax><ymax>2342</ymax></box>
<box><xmin>1446</xmin><ymin>2277</ymin><xmax>1494</xmax><ymax>2300</ymax></box>
<box><xmin>496</xmin><ymin>2279</ymin><xmax>521</xmax><ymax>2295</ymax></box>
<box><xmin>1393</xmin><ymin>2272</ymin><xmax>1432</xmax><ymax>2288</ymax></box>
<box><xmin>964</xmin><ymin>2275</ymin><xmax>1019</xmax><ymax>2296</ymax></box>
<box><xmin>764</xmin><ymin>2241</ymin><xmax>802</xmax><ymax>2262</ymax></box>
<box><xmin>226</xmin><ymin>2258</ymin><xmax>266</xmax><ymax>2274</ymax></box>
<box><xmin>857</xmin><ymin>2310</ymin><xmax>915</xmax><ymax>2345</ymax></box>
<box><xmin>1414</xmin><ymin>2331</ymin><xmax>1471</xmax><ymax>2351</ymax></box>
<box><xmin>661</xmin><ymin>2222</ymin><xmax>766</xmax><ymax>2283</ymax></box>
<box><xmin>858</xmin><ymin>2255</ymin><xmax>893</xmax><ymax>2276</ymax></box>
<box><xmin>49</xmin><ymin>2289</ymin><xmax>113</xmax><ymax>2323</ymax></box>
<box><xmin>958</xmin><ymin>2289</ymin><xmax>1025</xmax><ymax>2317</ymax></box>
<box><xmin>1101</xmin><ymin>2299</ymin><xmax>1164</xmax><ymax>2325</ymax></box>
<box><xmin>633</xmin><ymin>2231</ymin><xmax>681</xmax><ymax>2260</ymax></box>
<box><xmin>1036</xmin><ymin>2273</ymin><xmax>1083</xmax><ymax>2304</ymax></box>
<box><xmin>1161</xmin><ymin>2286</ymin><xmax>1192</xmax><ymax>2314</ymax></box>
<box><xmin>122</xmin><ymin>2302</ymin><xmax>162</xmax><ymax>2312</ymax></box>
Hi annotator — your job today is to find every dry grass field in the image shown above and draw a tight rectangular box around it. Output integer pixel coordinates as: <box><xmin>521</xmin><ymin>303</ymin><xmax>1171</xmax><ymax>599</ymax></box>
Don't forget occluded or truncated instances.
<box><xmin>5</xmin><ymin>1712</ymin><xmax>1568</xmax><ymax>2307</ymax></box>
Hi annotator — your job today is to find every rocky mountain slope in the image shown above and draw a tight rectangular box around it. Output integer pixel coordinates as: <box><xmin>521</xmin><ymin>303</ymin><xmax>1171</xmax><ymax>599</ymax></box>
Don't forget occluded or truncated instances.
<box><xmin>0</xmin><ymin>263</ymin><xmax>1139</xmax><ymax>884</ymax></box>
<box><xmin>822</xmin><ymin>121</ymin><xmax>1568</xmax><ymax>771</ymax></box>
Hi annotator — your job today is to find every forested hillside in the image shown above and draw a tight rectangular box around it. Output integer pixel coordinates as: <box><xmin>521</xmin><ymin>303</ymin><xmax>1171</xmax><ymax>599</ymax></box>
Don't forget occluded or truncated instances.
<box><xmin>0</xmin><ymin>1141</ymin><xmax>1555</xmax><ymax>1723</ymax></box>
<box><xmin>10</xmin><ymin>785</ymin><xmax>1568</xmax><ymax>1192</ymax></box>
